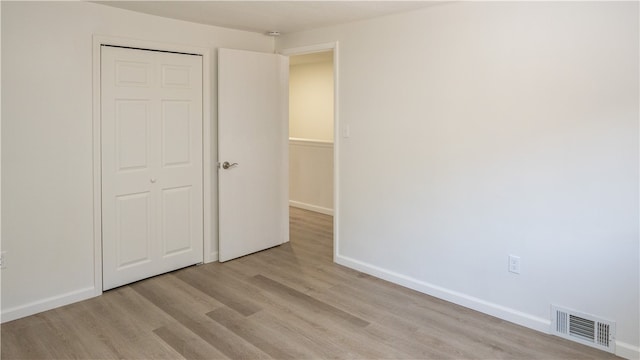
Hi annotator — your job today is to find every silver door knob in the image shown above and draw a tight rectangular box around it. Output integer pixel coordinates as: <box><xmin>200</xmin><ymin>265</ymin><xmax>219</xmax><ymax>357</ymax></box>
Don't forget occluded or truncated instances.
<box><xmin>222</xmin><ymin>161</ymin><xmax>238</xmax><ymax>170</ymax></box>
<box><xmin>150</xmin><ymin>178</ymin><xmax>157</xmax><ymax>183</ymax></box>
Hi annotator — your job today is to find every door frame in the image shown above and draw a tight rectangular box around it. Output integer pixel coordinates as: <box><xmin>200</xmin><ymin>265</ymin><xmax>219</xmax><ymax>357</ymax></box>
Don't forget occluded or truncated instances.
<box><xmin>92</xmin><ymin>35</ymin><xmax>212</xmax><ymax>295</ymax></box>
<box><xmin>279</xmin><ymin>42</ymin><xmax>340</xmax><ymax>262</ymax></box>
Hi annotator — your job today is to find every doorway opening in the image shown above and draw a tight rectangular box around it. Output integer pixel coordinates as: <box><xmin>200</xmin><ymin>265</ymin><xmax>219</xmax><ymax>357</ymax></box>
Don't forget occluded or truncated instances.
<box><xmin>287</xmin><ymin>50</ymin><xmax>335</xmax><ymax>257</ymax></box>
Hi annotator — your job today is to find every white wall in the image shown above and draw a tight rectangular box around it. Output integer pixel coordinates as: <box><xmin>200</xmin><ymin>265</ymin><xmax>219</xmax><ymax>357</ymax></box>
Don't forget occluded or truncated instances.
<box><xmin>289</xmin><ymin>139</ymin><xmax>333</xmax><ymax>215</ymax></box>
<box><xmin>289</xmin><ymin>59</ymin><xmax>334</xmax><ymax>141</ymax></box>
<box><xmin>1</xmin><ymin>1</ymin><xmax>272</xmax><ymax>321</ymax></box>
<box><xmin>277</xmin><ymin>2</ymin><xmax>639</xmax><ymax>357</ymax></box>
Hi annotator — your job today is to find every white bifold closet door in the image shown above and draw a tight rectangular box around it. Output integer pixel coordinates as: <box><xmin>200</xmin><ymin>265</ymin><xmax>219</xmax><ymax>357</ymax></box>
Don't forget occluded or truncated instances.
<box><xmin>101</xmin><ymin>45</ymin><xmax>203</xmax><ymax>290</ymax></box>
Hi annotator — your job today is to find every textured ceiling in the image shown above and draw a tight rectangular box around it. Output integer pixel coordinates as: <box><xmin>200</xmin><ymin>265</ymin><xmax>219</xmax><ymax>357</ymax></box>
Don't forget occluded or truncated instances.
<box><xmin>95</xmin><ymin>1</ymin><xmax>440</xmax><ymax>34</ymax></box>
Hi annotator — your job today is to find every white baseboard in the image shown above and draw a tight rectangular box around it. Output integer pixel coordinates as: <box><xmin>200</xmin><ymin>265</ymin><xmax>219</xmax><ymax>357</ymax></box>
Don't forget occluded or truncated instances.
<box><xmin>289</xmin><ymin>200</ymin><xmax>333</xmax><ymax>216</ymax></box>
<box><xmin>616</xmin><ymin>342</ymin><xmax>640</xmax><ymax>360</ymax></box>
<box><xmin>206</xmin><ymin>251</ymin><xmax>219</xmax><ymax>263</ymax></box>
<box><xmin>335</xmin><ymin>254</ymin><xmax>550</xmax><ymax>332</ymax></box>
<box><xmin>1</xmin><ymin>286</ymin><xmax>98</xmax><ymax>323</ymax></box>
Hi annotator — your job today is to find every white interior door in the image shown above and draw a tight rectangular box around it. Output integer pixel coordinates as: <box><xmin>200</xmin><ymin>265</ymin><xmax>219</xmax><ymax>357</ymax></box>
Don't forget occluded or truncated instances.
<box><xmin>101</xmin><ymin>46</ymin><xmax>203</xmax><ymax>290</ymax></box>
<box><xmin>218</xmin><ymin>48</ymin><xmax>289</xmax><ymax>262</ymax></box>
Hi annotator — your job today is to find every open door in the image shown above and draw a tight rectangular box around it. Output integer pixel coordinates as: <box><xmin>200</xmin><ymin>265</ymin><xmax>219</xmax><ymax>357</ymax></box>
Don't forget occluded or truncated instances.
<box><xmin>218</xmin><ymin>48</ymin><xmax>289</xmax><ymax>262</ymax></box>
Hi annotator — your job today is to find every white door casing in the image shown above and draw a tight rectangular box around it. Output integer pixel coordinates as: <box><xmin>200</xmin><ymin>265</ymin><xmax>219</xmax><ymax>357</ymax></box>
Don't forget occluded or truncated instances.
<box><xmin>218</xmin><ymin>48</ymin><xmax>289</xmax><ymax>262</ymax></box>
<box><xmin>101</xmin><ymin>45</ymin><xmax>203</xmax><ymax>290</ymax></box>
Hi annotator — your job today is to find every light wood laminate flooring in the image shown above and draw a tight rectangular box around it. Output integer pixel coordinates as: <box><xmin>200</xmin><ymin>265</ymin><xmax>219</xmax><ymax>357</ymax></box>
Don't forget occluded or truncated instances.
<box><xmin>1</xmin><ymin>208</ymin><xmax>620</xmax><ymax>359</ymax></box>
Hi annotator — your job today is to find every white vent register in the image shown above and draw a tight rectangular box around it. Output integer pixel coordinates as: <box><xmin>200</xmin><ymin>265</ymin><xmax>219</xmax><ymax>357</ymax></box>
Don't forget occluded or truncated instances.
<box><xmin>551</xmin><ymin>305</ymin><xmax>615</xmax><ymax>353</ymax></box>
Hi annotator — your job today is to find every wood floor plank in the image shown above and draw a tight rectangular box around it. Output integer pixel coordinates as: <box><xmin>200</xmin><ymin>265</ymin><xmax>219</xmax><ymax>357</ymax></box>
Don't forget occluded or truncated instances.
<box><xmin>144</xmin><ymin>272</ymin><xmax>227</xmax><ymax>315</ymax></box>
<box><xmin>266</xmin><ymin>243</ymin><xmax>363</xmax><ymax>287</ymax></box>
<box><xmin>307</xmin><ymin>285</ymin><xmax>474</xmax><ymax>359</ymax></box>
<box><xmin>244</xmin><ymin>296</ymin><xmax>413</xmax><ymax>359</ymax></box>
<box><xmin>72</xmin><ymin>289</ymin><xmax>184</xmax><ymax>359</ymax></box>
<box><xmin>153</xmin><ymin>324</ymin><xmax>229</xmax><ymax>360</ymax></box>
<box><xmin>131</xmin><ymin>278</ymin><xmax>271</xmax><ymax>359</ymax></box>
<box><xmin>234</xmin><ymin>248</ymin><xmax>338</xmax><ymax>294</ymax></box>
<box><xmin>0</xmin><ymin>313</ymin><xmax>88</xmax><ymax>360</ymax></box>
<box><xmin>15</xmin><ymin>287</ymin><xmax>185</xmax><ymax>359</ymax></box>
<box><xmin>186</xmin><ymin>260</ymin><xmax>402</xmax><ymax>358</ymax></box>
<box><xmin>245</xmin><ymin>277</ymin><xmax>418</xmax><ymax>358</ymax></box>
<box><xmin>321</xmin><ymin>281</ymin><xmax>532</xmax><ymax>359</ymax></box>
<box><xmin>99</xmin><ymin>285</ymin><xmax>178</xmax><ymax>331</ymax></box>
<box><xmin>244</xmin><ymin>307</ymin><xmax>364</xmax><ymax>359</ymax></box>
<box><xmin>250</xmin><ymin>274</ymin><xmax>370</xmax><ymax>328</ymax></box>
<box><xmin>206</xmin><ymin>307</ymin><xmax>315</xmax><ymax>359</ymax></box>
<box><xmin>174</xmin><ymin>265</ymin><xmax>264</xmax><ymax>317</ymax></box>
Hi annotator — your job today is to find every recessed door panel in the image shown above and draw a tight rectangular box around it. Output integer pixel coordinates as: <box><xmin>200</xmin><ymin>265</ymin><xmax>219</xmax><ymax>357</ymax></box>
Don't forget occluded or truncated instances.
<box><xmin>116</xmin><ymin>192</ymin><xmax>151</xmax><ymax>268</ymax></box>
<box><xmin>116</xmin><ymin>100</ymin><xmax>149</xmax><ymax>171</ymax></box>
<box><xmin>162</xmin><ymin>186</ymin><xmax>192</xmax><ymax>256</ymax></box>
<box><xmin>162</xmin><ymin>65</ymin><xmax>191</xmax><ymax>88</ymax></box>
<box><xmin>162</xmin><ymin>100</ymin><xmax>191</xmax><ymax>167</ymax></box>
<box><xmin>116</xmin><ymin>61</ymin><xmax>152</xmax><ymax>87</ymax></box>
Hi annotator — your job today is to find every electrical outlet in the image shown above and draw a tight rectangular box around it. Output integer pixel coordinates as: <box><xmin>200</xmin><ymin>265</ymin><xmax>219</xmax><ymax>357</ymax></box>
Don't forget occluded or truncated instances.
<box><xmin>343</xmin><ymin>124</ymin><xmax>351</xmax><ymax>138</ymax></box>
<box><xmin>508</xmin><ymin>254</ymin><xmax>521</xmax><ymax>274</ymax></box>
<box><xmin>0</xmin><ymin>251</ymin><xmax>6</xmax><ymax>269</ymax></box>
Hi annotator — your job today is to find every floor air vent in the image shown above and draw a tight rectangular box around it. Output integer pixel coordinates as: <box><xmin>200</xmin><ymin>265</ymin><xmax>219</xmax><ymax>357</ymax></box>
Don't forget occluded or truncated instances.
<box><xmin>551</xmin><ymin>305</ymin><xmax>615</xmax><ymax>353</ymax></box>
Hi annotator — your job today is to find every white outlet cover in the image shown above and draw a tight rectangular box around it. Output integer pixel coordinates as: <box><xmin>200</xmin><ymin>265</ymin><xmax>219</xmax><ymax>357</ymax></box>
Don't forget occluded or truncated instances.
<box><xmin>343</xmin><ymin>124</ymin><xmax>350</xmax><ymax>138</ymax></box>
<box><xmin>508</xmin><ymin>254</ymin><xmax>521</xmax><ymax>274</ymax></box>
